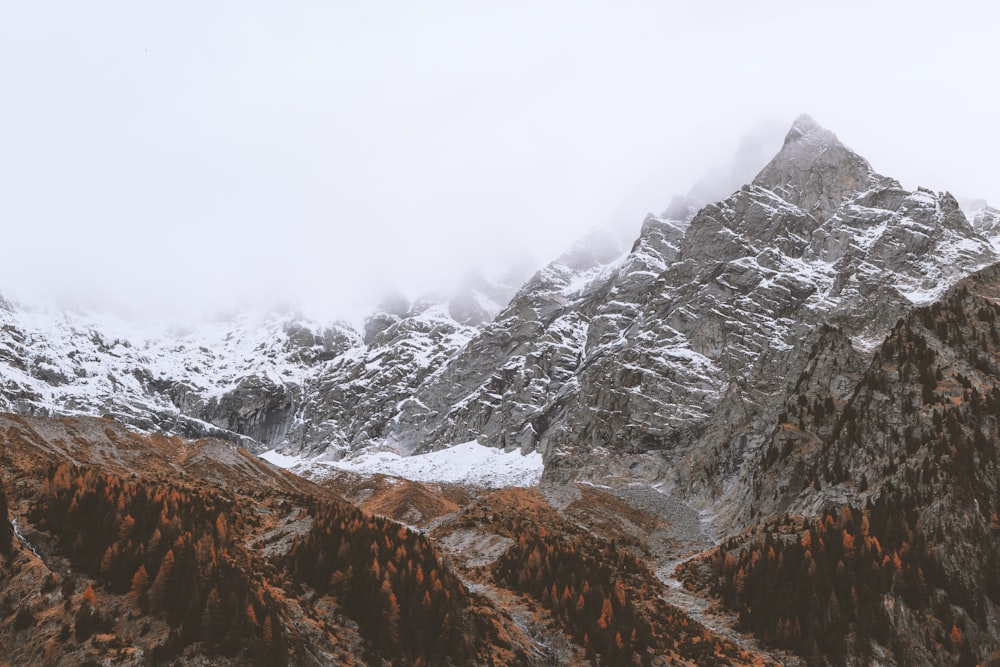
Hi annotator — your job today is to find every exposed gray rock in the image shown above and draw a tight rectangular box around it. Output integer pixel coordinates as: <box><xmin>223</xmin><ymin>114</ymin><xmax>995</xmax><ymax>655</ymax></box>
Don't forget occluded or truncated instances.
<box><xmin>383</xmin><ymin>221</ymin><xmax>685</xmax><ymax>456</ymax></box>
<box><xmin>536</xmin><ymin>118</ymin><xmax>994</xmax><ymax>496</ymax></box>
<box><xmin>753</xmin><ymin>113</ymin><xmax>900</xmax><ymax>222</ymax></box>
<box><xmin>283</xmin><ymin>301</ymin><xmax>479</xmax><ymax>457</ymax></box>
<box><xmin>199</xmin><ymin>375</ymin><xmax>298</xmax><ymax>446</ymax></box>
<box><xmin>2</xmin><ymin>115</ymin><xmax>998</xmax><ymax>505</ymax></box>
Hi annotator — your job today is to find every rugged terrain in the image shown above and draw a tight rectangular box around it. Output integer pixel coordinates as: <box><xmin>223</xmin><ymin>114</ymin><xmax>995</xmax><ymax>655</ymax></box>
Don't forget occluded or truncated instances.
<box><xmin>4</xmin><ymin>117</ymin><xmax>997</xmax><ymax>490</ymax></box>
<box><xmin>0</xmin><ymin>413</ymin><xmax>779</xmax><ymax>665</ymax></box>
<box><xmin>676</xmin><ymin>263</ymin><xmax>1000</xmax><ymax>665</ymax></box>
<box><xmin>2</xmin><ymin>115</ymin><xmax>1000</xmax><ymax>664</ymax></box>
<box><xmin>0</xmin><ymin>268</ymin><xmax>528</xmax><ymax>458</ymax></box>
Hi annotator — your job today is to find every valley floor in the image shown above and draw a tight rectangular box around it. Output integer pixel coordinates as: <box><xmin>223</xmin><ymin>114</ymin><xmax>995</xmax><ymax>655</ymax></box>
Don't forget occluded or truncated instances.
<box><xmin>318</xmin><ymin>465</ymin><xmax>798</xmax><ymax>665</ymax></box>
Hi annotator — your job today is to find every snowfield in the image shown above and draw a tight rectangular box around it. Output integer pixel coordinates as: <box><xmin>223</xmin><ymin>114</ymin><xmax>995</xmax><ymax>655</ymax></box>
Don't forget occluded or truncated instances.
<box><xmin>261</xmin><ymin>440</ymin><xmax>544</xmax><ymax>488</ymax></box>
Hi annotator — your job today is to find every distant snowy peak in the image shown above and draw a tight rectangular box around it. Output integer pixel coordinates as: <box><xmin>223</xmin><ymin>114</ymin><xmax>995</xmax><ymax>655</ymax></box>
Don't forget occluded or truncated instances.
<box><xmin>0</xmin><ymin>283</ymin><xmax>487</xmax><ymax>456</ymax></box>
<box><xmin>965</xmin><ymin>199</ymin><xmax>1000</xmax><ymax>250</ymax></box>
<box><xmin>658</xmin><ymin>194</ymin><xmax>703</xmax><ymax>223</ymax></box>
<box><xmin>536</xmin><ymin>227</ymin><xmax>626</xmax><ymax>287</ymax></box>
<box><xmin>446</xmin><ymin>271</ymin><xmax>513</xmax><ymax>326</ymax></box>
<box><xmin>0</xmin><ymin>304</ymin><xmax>352</xmax><ymax>438</ymax></box>
<box><xmin>364</xmin><ymin>269</ymin><xmax>525</xmax><ymax>344</ymax></box>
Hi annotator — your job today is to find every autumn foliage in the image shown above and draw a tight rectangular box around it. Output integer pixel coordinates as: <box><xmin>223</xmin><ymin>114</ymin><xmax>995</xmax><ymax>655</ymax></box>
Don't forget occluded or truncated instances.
<box><xmin>286</xmin><ymin>499</ymin><xmax>522</xmax><ymax>666</ymax></box>
<box><xmin>30</xmin><ymin>463</ymin><xmax>286</xmax><ymax>665</ymax></box>
<box><xmin>699</xmin><ymin>498</ymin><xmax>989</xmax><ymax>665</ymax></box>
<box><xmin>495</xmin><ymin>530</ymin><xmax>656</xmax><ymax>666</ymax></box>
<box><xmin>471</xmin><ymin>494</ymin><xmax>764</xmax><ymax>667</ymax></box>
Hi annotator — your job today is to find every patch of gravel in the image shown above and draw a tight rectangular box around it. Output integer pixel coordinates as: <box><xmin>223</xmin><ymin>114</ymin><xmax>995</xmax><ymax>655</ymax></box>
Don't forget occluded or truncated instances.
<box><xmin>537</xmin><ymin>482</ymin><xmax>582</xmax><ymax>511</ymax></box>
<box><xmin>438</xmin><ymin>529</ymin><xmax>515</xmax><ymax>568</ymax></box>
<box><xmin>610</xmin><ymin>485</ymin><xmax>714</xmax><ymax>561</ymax></box>
<box><xmin>248</xmin><ymin>507</ymin><xmax>314</xmax><ymax>558</ymax></box>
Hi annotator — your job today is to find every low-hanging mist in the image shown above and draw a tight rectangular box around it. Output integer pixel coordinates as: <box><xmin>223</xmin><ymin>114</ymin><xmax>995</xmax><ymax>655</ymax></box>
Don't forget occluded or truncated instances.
<box><xmin>1</xmin><ymin>2</ymin><xmax>998</xmax><ymax>321</ymax></box>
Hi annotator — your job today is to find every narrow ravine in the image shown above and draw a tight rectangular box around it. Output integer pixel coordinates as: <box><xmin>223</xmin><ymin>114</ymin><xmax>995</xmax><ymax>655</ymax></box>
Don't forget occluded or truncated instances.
<box><xmin>647</xmin><ymin>493</ymin><xmax>800</xmax><ymax>665</ymax></box>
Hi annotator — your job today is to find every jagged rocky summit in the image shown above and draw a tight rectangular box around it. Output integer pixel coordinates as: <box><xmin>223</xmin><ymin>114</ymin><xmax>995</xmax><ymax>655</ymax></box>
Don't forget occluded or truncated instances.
<box><xmin>1</xmin><ymin>115</ymin><xmax>999</xmax><ymax>499</ymax></box>
<box><xmin>390</xmin><ymin>113</ymin><xmax>999</xmax><ymax>501</ymax></box>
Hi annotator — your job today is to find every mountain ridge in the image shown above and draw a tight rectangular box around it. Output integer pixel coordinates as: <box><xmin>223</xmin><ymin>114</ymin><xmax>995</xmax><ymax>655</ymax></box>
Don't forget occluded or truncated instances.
<box><xmin>2</xmin><ymin>116</ymin><xmax>999</xmax><ymax>488</ymax></box>
<box><xmin>3</xmin><ymin>114</ymin><xmax>1000</xmax><ymax>664</ymax></box>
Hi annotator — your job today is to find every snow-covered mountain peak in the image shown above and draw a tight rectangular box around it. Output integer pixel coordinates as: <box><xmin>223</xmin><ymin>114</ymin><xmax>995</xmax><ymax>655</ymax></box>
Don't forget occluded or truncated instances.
<box><xmin>446</xmin><ymin>268</ymin><xmax>525</xmax><ymax>326</ymax></box>
<box><xmin>783</xmin><ymin>112</ymin><xmax>824</xmax><ymax>142</ymax></box>
<box><xmin>753</xmin><ymin>114</ymin><xmax>900</xmax><ymax>223</ymax></box>
<box><xmin>3</xmin><ymin>115</ymin><xmax>1000</xmax><ymax>506</ymax></box>
<box><xmin>657</xmin><ymin>194</ymin><xmax>703</xmax><ymax>225</ymax></box>
<box><xmin>552</xmin><ymin>227</ymin><xmax>625</xmax><ymax>273</ymax></box>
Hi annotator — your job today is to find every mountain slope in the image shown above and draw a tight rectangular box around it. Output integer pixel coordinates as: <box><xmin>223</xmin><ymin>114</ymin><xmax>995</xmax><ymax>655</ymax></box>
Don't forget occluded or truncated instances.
<box><xmin>0</xmin><ymin>274</ymin><xmax>523</xmax><ymax>457</ymax></box>
<box><xmin>683</xmin><ymin>262</ymin><xmax>1000</xmax><ymax>665</ymax></box>
<box><xmin>0</xmin><ymin>413</ymin><xmax>780</xmax><ymax>666</ymax></box>
<box><xmin>0</xmin><ymin>414</ymin><xmax>534</xmax><ymax>665</ymax></box>
<box><xmin>531</xmin><ymin>115</ymin><xmax>997</xmax><ymax>492</ymax></box>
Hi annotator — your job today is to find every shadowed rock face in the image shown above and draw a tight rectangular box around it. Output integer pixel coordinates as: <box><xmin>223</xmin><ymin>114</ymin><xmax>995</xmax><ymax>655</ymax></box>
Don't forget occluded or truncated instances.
<box><xmin>199</xmin><ymin>375</ymin><xmax>297</xmax><ymax>446</ymax></box>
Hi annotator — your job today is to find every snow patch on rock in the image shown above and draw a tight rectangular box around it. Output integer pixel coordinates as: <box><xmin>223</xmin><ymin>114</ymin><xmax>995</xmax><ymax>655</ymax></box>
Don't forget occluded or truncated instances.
<box><xmin>262</xmin><ymin>441</ymin><xmax>544</xmax><ymax>488</ymax></box>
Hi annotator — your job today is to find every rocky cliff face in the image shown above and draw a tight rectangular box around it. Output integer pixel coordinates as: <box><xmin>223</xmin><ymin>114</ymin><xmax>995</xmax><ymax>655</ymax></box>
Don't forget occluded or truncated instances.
<box><xmin>685</xmin><ymin>263</ymin><xmax>1000</xmax><ymax>665</ymax></box>
<box><xmin>531</xmin><ymin>116</ymin><xmax>997</xmax><ymax>495</ymax></box>
<box><xmin>2</xmin><ymin>115</ymin><xmax>999</xmax><ymax>493</ymax></box>
<box><xmin>383</xmin><ymin>222</ymin><xmax>681</xmax><ymax>455</ymax></box>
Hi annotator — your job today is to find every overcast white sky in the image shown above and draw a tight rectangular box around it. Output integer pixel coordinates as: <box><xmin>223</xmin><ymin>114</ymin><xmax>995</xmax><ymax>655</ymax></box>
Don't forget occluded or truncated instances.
<box><xmin>1</xmin><ymin>1</ymin><xmax>998</xmax><ymax>320</ymax></box>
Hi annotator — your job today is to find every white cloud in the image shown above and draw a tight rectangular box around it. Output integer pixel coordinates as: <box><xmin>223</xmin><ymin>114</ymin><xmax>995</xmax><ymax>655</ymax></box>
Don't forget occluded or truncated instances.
<box><xmin>1</xmin><ymin>1</ymin><xmax>997</xmax><ymax>320</ymax></box>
